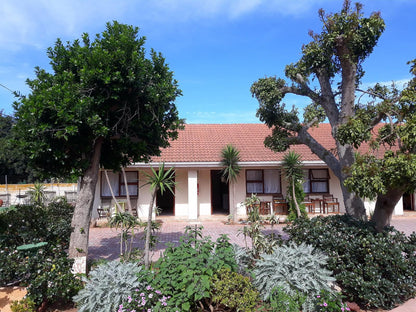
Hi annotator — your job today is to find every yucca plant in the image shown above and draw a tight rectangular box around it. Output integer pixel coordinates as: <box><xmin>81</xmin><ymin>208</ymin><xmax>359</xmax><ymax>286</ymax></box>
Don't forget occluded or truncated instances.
<box><xmin>220</xmin><ymin>144</ymin><xmax>241</xmax><ymax>223</ymax></box>
<box><xmin>73</xmin><ymin>261</ymin><xmax>145</xmax><ymax>312</ymax></box>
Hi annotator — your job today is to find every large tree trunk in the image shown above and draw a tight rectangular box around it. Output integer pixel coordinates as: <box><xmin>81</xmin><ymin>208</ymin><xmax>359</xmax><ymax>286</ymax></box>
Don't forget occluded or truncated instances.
<box><xmin>372</xmin><ymin>188</ymin><xmax>404</xmax><ymax>232</ymax></box>
<box><xmin>145</xmin><ymin>189</ymin><xmax>157</xmax><ymax>269</ymax></box>
<box><xmin>68</xmin><ymin>138</ymin><xmax>103</xmax><ymax>272</ymax></box>
<box><xmin>337</xmin><ymin>143</ymin><xmax>366</xmax><ymax>218</ymax></box>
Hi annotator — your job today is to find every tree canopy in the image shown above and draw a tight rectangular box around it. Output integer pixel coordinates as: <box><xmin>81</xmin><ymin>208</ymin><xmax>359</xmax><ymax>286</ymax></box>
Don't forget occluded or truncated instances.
<box><xmin>14</xmin><ymin>21</ymin><xmax>182</xmax><ymax>180</ymax></box>
<box><xmin>251</xmin><ymin>0</ymin><xmax>385</xmax><ymax>218</ymax></box>
<box><xmin>13</xmin><ymin>21</ymin><xmax>183</xmax><ymax>262</ymax></box>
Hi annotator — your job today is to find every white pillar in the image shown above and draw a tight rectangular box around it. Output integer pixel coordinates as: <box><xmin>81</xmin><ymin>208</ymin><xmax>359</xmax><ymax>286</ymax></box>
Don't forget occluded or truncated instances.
<box><xmin>188</xmin><ymin>170</ymin><xmax>198</xmax><ymax>220</ymax></box>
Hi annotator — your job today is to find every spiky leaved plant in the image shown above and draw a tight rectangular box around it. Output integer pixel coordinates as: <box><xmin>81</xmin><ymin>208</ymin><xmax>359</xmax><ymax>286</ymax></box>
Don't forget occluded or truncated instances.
<box><xmin>253</xmin><ymin>242</ymin><xmax>335</xmax><ymax>311</ymax></box>
<box><xmin>73</xmin><ymin>261</ymin><xmax>145</xmax><ymax>312</ymax></box>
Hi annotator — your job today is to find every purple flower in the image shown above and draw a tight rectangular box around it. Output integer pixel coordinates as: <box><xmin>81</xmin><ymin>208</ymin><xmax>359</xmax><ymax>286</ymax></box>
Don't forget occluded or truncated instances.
<box><xmin>323</xmin><ymin>302</ymin><xmax>328</xmax><ymax>307</ymax></box>
<box><xmin>146</xmin><ymin>285</ymin><xmax>153</xmax><ymax>290</ymax></box>
<box><xmin>155</xmin><ymin>290</ymin><xmax>162</xmax><ymax>294</ymax></box>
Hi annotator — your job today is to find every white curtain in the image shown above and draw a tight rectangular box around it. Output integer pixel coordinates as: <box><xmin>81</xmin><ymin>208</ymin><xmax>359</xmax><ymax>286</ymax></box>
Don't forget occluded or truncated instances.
<box><xmin>247</xmin><ymin>182</ymin><xmax>263</xmax><ymax>194</ymax></box>
<box><xmin>247</xmin><ymin>170</ymin><xmax>262</xmax><ymax>181</ymax></box>
<box><xmin>101</xmin><ymin>171</ymin><xmax>119</xmax><ymax>197</ymax></box>
<box><xmin>311</xmin><ymin>182</ymin><xmax>328</xmax><ymax>193</ymax></box>
<box><xmin>303</xmin><ymin>170</ymin><xmax>310</xmax><ymax>193</ymax></box>
<box><xmin>264</xmin><ymin>169</ymin><xmax>280</xmax><ymax>193</ymax></box>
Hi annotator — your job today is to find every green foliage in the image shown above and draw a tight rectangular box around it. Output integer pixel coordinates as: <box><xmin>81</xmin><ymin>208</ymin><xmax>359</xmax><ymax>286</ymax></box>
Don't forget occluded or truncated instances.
<box><xmin>210</xmin><ymin>268</ymin><xmax>260</xmax><ymax>312</ymax></box>
<box><xmin>26</xmin><ymin>249</ymin><xmax>83</xmax><ymax>306</ymax></box>
<box><xmin>27</xmin><ymin>182</ymin><xmax>46</xmax><ymax>206</ymax></box>
<box><xmin>73</xmin><ymin>261</ymin><xmax>146</xmax><ymax>312</ymax></box>
<box><xmin>264</xmin><ymin>287</ymin><xmax>306</xmax><ymax>312</ymax></box>
<box><xmin>285</xmin><ymin>215</ymin><xmax>416</xmax><ymax>309</ymax></box>
<box><xmin>253</xmin><ymin>242</ymin><xmax>335</xmax><ymax>305</ymax></box>
<box><xmin>239</xmin><ymin>195</ymin><xmax>283</xmax><ymax>259</ymax></box>
<box><xmin>13</xmin><ymin>21</ymin><xmax>182</xmax><ymax>180</ymax></box>
<box><xmin>313</xmin><ymin>290</ymin><xmax>350</xmax><ymax>312</ymax></box>
<box><xmin>220</xmin><ymin>144</ymin><xmax>241</xmax><ymax>184</ymax></box>
<box><xmin>150</xmin><ymin>226</ymin><xmax>237</xmax><ymax>311</ymax></box>
<box><xmin>282</xmin><ymin>151</ymin><xmax>307</xmax><ymax>220</ymax></box>
<box><xmin>109</xmin><ymin>211</ymin><xmax>140</xmax><ymax>260</ymax></box>
<box><xmin>10</xmin><ymin>297</ymin><xmax>37</xmax><ymax>312</ymax></box>
<box><xmin>121</xmin><ymin>285</ymin><xmax>174</xmax><ymax>311</ymax></box>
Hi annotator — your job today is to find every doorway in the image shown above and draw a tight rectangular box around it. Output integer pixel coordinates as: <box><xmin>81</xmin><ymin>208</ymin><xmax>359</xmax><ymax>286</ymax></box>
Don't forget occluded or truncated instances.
<box><xmin>403</xmin><ymin>192</ymin><xmax>415</xmax><ymax>211</ymax></box>
<box><xmin>211</xmin><ymin>170</ymin><xmax>229</xmax><ymax>214</ymax></box>
<box><xmin>156</xmin><ymin>174</ymin><xmax>175</xmax><ymax>216</ymax></box>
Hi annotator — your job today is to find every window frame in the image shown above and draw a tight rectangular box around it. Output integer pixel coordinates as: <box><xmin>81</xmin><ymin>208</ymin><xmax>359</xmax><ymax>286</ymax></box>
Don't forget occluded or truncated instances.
<box><xmin>303</xmin><ymin>168</ymin><xmax>330</xmax><ymax>194</ymax></box>
<box><xmin>100</xmin><ymin>171</ymin><xmax>139</xmax><ymax>198</ymax></box>
<box><xmin>246</xmin><ymin>169</ymin><xmax>281</xmax><ymax>195</ymax></box>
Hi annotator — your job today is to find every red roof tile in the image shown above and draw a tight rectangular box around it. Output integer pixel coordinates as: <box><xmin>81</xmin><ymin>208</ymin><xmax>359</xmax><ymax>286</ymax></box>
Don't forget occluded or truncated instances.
<box><xmin>152</xmin><ymin>123</ymin><xmax>336</xmax><ymax>163</ymax></box>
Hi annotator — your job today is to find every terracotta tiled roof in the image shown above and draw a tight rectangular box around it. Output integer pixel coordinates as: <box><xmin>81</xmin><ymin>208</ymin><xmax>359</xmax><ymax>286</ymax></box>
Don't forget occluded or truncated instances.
<box><xmin>152</xmin><ymin>123</ymin><xmax>336</xmax><ymax>164</ymax></box>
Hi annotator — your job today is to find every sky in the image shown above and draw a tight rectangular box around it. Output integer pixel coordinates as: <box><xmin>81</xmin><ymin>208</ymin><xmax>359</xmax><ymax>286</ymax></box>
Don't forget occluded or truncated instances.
<box><xmin>0</xmin><ymin>0</ymin><xmax>415</xmax><ymax>124</ymax></box>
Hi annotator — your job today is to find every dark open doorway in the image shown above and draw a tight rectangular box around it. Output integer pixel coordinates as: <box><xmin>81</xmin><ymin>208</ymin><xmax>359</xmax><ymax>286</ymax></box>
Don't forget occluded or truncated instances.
<box><xmin>403</xmin><ymin>191</ymin><xmax>415</xmax><ymax>211</ymax></box>
<box><xmin>211</xmin><ymin>170</ymin><xmax>229</xmax><ymax>214</ymax></box>
<box><xmin>156</xmin><ymin>173</ymin><xmax>175</xmax><ymax>216</ymax></box>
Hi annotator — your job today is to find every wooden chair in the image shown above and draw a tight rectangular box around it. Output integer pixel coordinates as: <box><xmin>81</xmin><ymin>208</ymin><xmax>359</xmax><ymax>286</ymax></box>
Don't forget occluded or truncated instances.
<box><xmin>302</xmin><ymin>195</ymin><xmax>315</xmax><ymax>213</ymax></box>
<box><xmin>259</xmin><ymin>201</ymin><xmax>271</xmax><ymax>215</ymax></box>
<box><xmin>272</xmin><ymin>196</ymin><xmax>288</xmax><ymax>214</ymax></box>
<box><xmin>323</xmin><ymin>195</ymin><xmax>340</xmax><ymax>213</ymax></box>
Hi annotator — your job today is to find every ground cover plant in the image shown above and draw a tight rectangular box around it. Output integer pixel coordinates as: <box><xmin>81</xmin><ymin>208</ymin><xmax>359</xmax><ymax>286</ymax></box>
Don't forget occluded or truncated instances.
<box><xmin>285</xmin><ymin>214</ymin><xmax>416</xmax><ymax>309</ymax></box>
<box><xmin>0</xmin><ymin>199</ymin><xmax>82</xmax><ymax>310</ymax></box>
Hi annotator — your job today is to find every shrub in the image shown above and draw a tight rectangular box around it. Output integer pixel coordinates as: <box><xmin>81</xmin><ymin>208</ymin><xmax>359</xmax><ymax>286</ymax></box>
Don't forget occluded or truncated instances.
<box><xmin>120</xmin><ymin>285</ymin><xmax>173</xmax><ymax>311</ymax></box>
<box><xmin>285</xmin><ymin>214</ymin><xmax>416</xmax><ymax>309</ymax></box>
<box><xmin>26</xmin><ymin>248</ymin><xmax>83</xmax><ymax>306</ymax></box>
<box><xmin>265</xmin><ymin>287</ymin><xmax>306</xmax><ymax>312</ymax></box>
<box><xmin>150</xmin><ymin>226</ymin><xmax>237</xmax><ymax>311</ymax></box>
<box><xmin>253</xmin><ymin>242</ymin><xmax>335</xmax><ymax>311</ymax></box>
<box><xmin>210</xmin><ymin>267</ymin><xmax>259</xmax><ymax>312</ymax></box>
<box><xmin>10</xmin><ymin>297</ymin><xmax>37</xmax><ymax>312</ymax></box>
<box><xmin>74</xmin><ymin>261</ymin><xmax>146</xmax><ymax>312</ymax></box>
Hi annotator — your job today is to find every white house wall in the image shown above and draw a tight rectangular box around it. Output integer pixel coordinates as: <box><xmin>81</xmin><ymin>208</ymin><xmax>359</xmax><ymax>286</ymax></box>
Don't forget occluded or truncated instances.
<box><xmin>198</xmin><ymin>170</ymin><xmax>211</xmax><ymax>216</ymax></box>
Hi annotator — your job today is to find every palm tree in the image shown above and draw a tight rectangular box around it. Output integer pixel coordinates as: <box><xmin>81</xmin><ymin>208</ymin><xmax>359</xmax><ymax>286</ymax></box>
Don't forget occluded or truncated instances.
<box><xmin>220</xmin><ymin>144</ymin><xmax>241</xmax><ymax>223</ymax></box>
<box><xmin>282</xmin><ymin>151</ymin><xmax>304</xmax><ymax>218</ymax></box>
<box><xmin>142</xmin><ymin>163</ymin><xmax>176</xmax><ymax>268</ymax></box>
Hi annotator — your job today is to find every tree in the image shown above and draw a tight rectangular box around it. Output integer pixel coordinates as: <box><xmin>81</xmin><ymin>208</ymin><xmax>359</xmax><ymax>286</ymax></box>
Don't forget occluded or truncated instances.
<box><xmin>143</xmin><ymin>163</ymin><xmax>176</xmax><ymax>269</ymax></box>
<box><xmin>250</xmin><ymin>0</ymin><xmax>384</xmax><ymax>219</ymax></box>
<box><xmin>282</xmin><ymin>151</ymin><xmax>306</xmax><ymax>219</ymax></box>
<box><xmin>220</xmin><ymin>144</ymin><xmax>241</xmax><ymax>223</ymax></box>
<box><xmin>337</xmin><ymin>59</ymin><xmax>416</xmax><ymax>231</ymax></box>
<box><xmin>13</xmin><ymin>22</ymin><xmax>182</xmax><ymax>265</ymax></box>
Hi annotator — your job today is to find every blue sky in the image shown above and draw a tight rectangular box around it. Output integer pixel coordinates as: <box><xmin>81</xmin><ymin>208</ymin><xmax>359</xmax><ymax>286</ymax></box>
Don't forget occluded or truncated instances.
<box><xmin>0</xmin><ymin>0</ymin><xmax>415</xmax><ymax>124</ymax></box>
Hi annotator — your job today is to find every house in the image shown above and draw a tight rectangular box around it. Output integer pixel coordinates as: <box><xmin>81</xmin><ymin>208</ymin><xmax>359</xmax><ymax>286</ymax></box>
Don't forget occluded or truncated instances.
<box><xmin>93</xmin><ymin>123</ymin><xmax>412</xmax><ymax>220</ymax></box>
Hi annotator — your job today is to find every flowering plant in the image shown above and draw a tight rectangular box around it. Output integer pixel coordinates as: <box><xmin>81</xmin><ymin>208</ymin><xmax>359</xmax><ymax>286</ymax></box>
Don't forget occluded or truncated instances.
<box><xmin>314</xmin><ymin>290</ymin><xmax>350</xmax><ymax>312</ymax></box>
<box><xmin>118</xmin><ymin>285</ymin><xmax>177</xmax><ymax>312</ymax></box>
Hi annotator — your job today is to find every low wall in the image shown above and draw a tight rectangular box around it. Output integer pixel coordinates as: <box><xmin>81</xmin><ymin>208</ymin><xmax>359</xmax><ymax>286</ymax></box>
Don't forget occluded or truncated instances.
<box><xmin>0</xmin><ymin>183</ymin><xmax>78</xmax><ymax>206</ymax></box>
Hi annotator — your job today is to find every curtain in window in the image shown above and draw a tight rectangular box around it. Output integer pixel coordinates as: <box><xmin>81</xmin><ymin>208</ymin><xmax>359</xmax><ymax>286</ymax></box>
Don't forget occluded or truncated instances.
<box><xmin>303</xmin><ymin>170</ymin><xmax>310</xmax><ymax>193</ymax></box>
<box><xmin>247</xmin><ymin>182</ymin><xmax>263</xmax><ymax>194</ymax></box>
<box><xmin>101</xmin><ymin>171</ymin><xmax>119</xmax><ymax>197</ymax></box>
<box><xmin>311</xmin><ymin>182</ymin><xmax>328</xmax><ymax>193</ymax></box>
<box><xmin>264</xmin><ymin>169</ymin><xmax>280</xmax><ymax>193</ymax></box>
<box><xmin>120</xmin><ymin>184</ymin><xmax>138</xmax><ymax>196</ymax></box>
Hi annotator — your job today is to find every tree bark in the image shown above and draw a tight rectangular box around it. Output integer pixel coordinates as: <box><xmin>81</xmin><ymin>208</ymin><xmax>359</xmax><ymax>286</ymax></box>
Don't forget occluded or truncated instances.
<box><xmin>145</xmin><ymin>189</ymin><xmax>157</xmax><ymax>269</ymax></box>
<box><xmin>69</xmin><ymin>137</ymin><xmax>103</xmax><ymax>260</ymax></box>
<box><xmin>292</xmin><ymin>180</ymin><xmax>301</xmax><ymax>218</ymax></box>
<box><xmin>372</xmin><ymin>188</ymin><xmax>404</xmax><ymax>232</ymax></box>
<box><xmin>121</xmin><ymin>167</ymin><xmax>133</xmax><ymax>214</ymax></box>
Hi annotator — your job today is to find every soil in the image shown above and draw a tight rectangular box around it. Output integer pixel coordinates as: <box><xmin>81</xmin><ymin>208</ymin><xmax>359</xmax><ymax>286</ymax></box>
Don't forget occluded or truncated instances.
<box><xmin>0</xmin><ymin>287</ymin><xmax>77</xmax><ymax>312</ymax></box>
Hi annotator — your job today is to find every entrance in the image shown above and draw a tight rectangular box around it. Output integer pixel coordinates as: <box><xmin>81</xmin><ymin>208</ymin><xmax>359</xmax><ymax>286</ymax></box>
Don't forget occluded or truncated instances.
<box><xmin>403</xmin><ymin>192</ymin><xmax>415</xmax><ymax>211</ymax></box>
<box><xmin>211</xmin><ymin>170</ymin><xmax>229</xmax><ymax>214</ymax></box>
<box><xmin>156</xmin><ymin>174</ymin><xmax>175</xmax><ymax>216</ymax></box>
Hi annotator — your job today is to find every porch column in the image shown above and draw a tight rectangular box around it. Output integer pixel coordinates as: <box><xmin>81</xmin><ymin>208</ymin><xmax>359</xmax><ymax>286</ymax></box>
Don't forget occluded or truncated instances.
<box><xmin>188</xmin><ymin>170</ymin><xmax>198</xmax><ymax>220</ymax></box>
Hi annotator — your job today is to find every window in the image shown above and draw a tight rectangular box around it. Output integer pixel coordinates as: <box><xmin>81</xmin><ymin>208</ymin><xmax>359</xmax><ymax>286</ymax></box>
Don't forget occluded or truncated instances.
<box><xmin>101</xmin><ymin>171</ymin><xmax>138</xmax><ymax>197</ymax></box>
<box><xmin>303</xmin><ymin>169</ymin><xmax>329</xmax><ymax>193</ymax></box>
<box><xmin>246</xmin><ymin>169</ymin><xmax>281</xmax><ymax>194</ymax></box>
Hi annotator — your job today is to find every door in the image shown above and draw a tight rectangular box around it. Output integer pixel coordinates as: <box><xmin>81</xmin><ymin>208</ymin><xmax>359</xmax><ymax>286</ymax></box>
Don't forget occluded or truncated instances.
<box><xmin>211</xmin><ymin>170</ymin><xmax>229</xmax><ymax>214</ymax></box>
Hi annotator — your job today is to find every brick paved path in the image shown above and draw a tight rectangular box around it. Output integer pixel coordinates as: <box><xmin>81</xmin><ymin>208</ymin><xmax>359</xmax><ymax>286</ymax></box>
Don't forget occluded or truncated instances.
<box><xmin>88</xmin><ymin>215</ymin><xmax>416</xmax><ymax>262</ymax></box>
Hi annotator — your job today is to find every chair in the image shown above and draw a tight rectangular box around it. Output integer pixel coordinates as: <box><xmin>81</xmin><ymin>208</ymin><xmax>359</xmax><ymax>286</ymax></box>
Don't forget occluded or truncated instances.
<box><xmin>272</xmin><ymin>196</ymin><xmax>288</xmax><ymax>214</ymax></box>
<box><xmin>259</xmin><ymin>201</ymin><xmax>271</xmax><ymax>215</ymax></box>
<box><xmin>323</xmin><ymin>195</ymin><xmax>340</xmax><ymax>214</ymax></box>
<box><xmin>302</xmin><ymin>195</ymin><xmax>315</xmax><ymax>213</ymax></box>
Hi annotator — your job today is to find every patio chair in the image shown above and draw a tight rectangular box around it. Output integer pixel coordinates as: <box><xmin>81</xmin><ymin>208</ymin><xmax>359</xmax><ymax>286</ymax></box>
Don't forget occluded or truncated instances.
<box><xmin>323</xmin><ymin>195</ymin><xmax>340</xmax><ymax>213</ymax></box>
<box><xmin>272</xmin><ymin>196</ymin><xmax>288</xmax><ymax>214</ymax></box>
<box><xmin>302</xmin><ymin>195</ymin><xmax>315</xmax><ymax>213</ymax></box>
